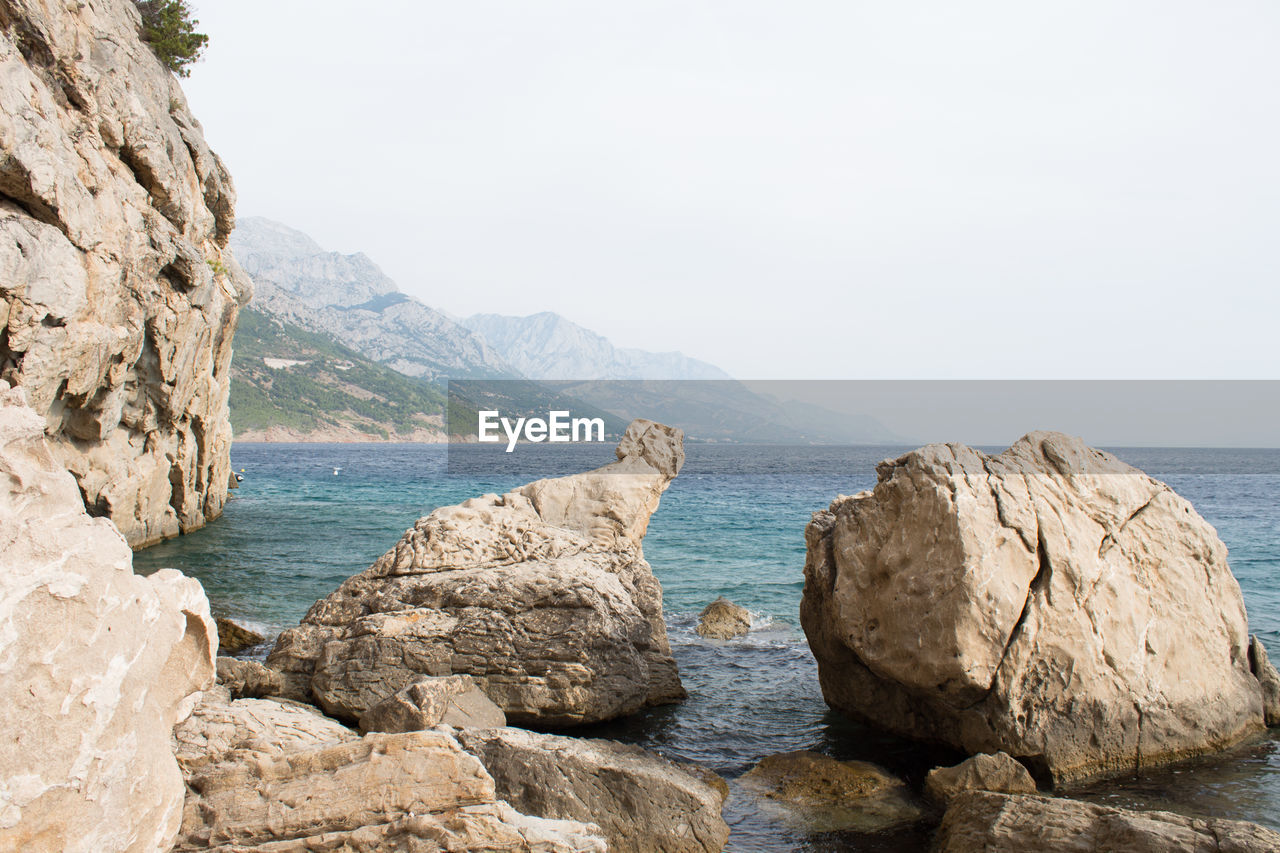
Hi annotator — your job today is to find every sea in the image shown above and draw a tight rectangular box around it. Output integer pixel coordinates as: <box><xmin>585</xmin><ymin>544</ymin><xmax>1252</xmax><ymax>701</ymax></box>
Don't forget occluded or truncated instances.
<box><xmin>134</xmin><ymin>443</ymin><xmax>1280</xmax><ymax>852</ymax></box>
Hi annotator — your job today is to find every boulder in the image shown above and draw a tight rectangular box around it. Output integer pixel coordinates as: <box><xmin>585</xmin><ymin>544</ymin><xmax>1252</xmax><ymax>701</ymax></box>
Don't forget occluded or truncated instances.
<box><xmin>455</xmin><ymin>727</ymin><xmax>730</xmax><ymax>853</ymax></box>
<box><xmin>925</xmin><ymin>753</ymin><xmax>1038</xmax><ymax>804</ymax></box>
<box><xmin>934</xmin><ymin>791</ymin><xmax>1280</xmax><ymax>852</ymax></box>
<box><xmin>0</xmin><ymin>0</ymin><xmax>250</xmax><ymax>547</ymax></box>
<box><xmin>1248</xmin><ymin>636</ymin><xmax>1280</xmax><ymax>726</ymax></box>
<box><xmin>695</xmin><ymin>597</ymin><xmax>752</xmax><ymax>640</ymax></box>
<box><xmin>359</xmin><ymin>675</ymin><xmax>507</xmax><ymax>733</ymax></box>
<box><xmin>267</xmin><ymin>419</ymin><xmax>687</xmax><ymax>726</ymax></box>
<box><xmin>0</xmin><ymin>384</ymin><xmax>216</xmax><ymax>852</ymax></box>
<box><xmin>801</xmin><ymin>432</ymin><xmax>1267</xmax><ymax>784</ymax></box>
<box><xmin>738</xmin><ymin>750</ymin><xmax>924</xmax><ymax>834</ymax></box>
<box><xmin>175</xmin><ymin>728</ymin><xmax>605</xmax><ymax>852</ymax></box>
<box><xmin>215</xmin><ymin>618</ymin><xmax>266</xmax><ymax>654</ymax></box>
<box><xmin>215</xmin><ymin>656</ymin><xmax>285</xmax><ymax>699</ymax></box>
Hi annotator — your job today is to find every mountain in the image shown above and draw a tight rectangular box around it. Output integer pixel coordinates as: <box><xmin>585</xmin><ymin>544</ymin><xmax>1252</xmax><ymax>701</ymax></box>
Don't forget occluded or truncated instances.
<box><xmin>231</xmin><ymin>218</ymin><xmax>513</xmax><ymax>379</ymax></box>
<box><xmin>463</xmin><ymin>312</ymin><xmax>732</xmax><ymax>381</ymax></box>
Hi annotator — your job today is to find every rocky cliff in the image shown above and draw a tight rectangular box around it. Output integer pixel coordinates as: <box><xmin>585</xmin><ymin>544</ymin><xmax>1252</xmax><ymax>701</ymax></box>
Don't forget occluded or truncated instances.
<box><xmin>0</xmin><ymin>0</ymin><xmax>249</xmax><ymax>546</ymax></box>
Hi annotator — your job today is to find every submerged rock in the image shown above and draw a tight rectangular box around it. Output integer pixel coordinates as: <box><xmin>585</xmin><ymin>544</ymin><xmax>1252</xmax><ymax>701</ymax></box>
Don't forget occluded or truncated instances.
<box><xmin>695</xmin><ymin>596</ymin><xmax>752</xmax><ymax>639</ymax></box>
<box><xmin>455</xmin><ymin>727</ymin><xmax>730</xmax><ymax>853</ymax></box>
<box><xmin>934</xmin><ymin>791</ymin><xmax>1280</xmax><ymax>852</ymax></box>
<box><xmin>0</xmin><ymin>0</ymin><xmax>250</xmax><ymax>547</ymax></box>
<box><xmin>267</xmin><ymin>419</ymin><xmax>687</xmax><ymax>726</ymax></box>
<box><xmin>359</xmin><ymin>675</ymin><xmax>506</xmax><ymax>733</ymax></box>
<box><xmin>925</xmin><ymin>753</ymin><xmax>1038</xmax><ymax>805</ymax></box>
<box><xmin>1248</xmin><ymin>636</ymin><xmax>1280</xmax><ymax>727</ymax></box>
<box><xmin>0</xmin><ymin>384</ymin><xmax>216</xmax><ymax>852</ymax></box>
<box><xmin>739</xmin><ymin>750</ymin><xmax>924</xmax><ymax>834</ymax></box>
<box><xmin>801</xmin><ymin>432</ymin><xmax>1267</xmax><ymax>784</ymax></box>
<box><xmin>215</xmin><ymin>617</ymin><xmax>266</xmax><ymax>654</ymax></box>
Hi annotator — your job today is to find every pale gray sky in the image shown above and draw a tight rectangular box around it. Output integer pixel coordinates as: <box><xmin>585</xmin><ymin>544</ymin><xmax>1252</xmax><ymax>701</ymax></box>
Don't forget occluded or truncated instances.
<box><xmin>183</xmin><ymin>1</ymin><xmax>1280</xmax><ymax>379</ymax></box>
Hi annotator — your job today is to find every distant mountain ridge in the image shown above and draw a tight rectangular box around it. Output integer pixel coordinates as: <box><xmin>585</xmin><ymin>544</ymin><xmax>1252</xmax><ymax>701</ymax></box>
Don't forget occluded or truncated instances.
<box><xmin>463</xmin><ymin>312</ymin><xmax>732</xmax><ymax>381</ymax></box>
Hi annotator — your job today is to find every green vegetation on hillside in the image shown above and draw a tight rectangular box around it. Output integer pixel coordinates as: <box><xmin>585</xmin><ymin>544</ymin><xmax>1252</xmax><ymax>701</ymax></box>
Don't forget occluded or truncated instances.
<box><xmin>134</xmin><ymin>0</ymin><xmax>207</xmax><ymax>76</ymax></box>
<box><xmin>230</xmin><ymin>308</ymin><xmax>449</xmax><ymax>439</ymax></box>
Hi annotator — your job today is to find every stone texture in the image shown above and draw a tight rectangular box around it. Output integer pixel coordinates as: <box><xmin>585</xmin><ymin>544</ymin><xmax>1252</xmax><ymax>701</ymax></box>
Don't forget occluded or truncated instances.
<box><xmin>925</xmin><ymin>753</ymin><xmax>1038</xmax><ymax>804</ymax></box>
<box><xmin>215</xmin><ymin>617</ymin><xmax>265</xmax><ymax>654</ymax></box>
<box><xmin>359</xmin><ymin>675</ymin><xmax>507</xmax><ymax>733</ymax></box>
<box><xmin>1248</xmin><ymin>636</ymin><xmax>1280</xmax><ymax>727</ymax></box>
<box><xmin>695</xmin><ymin>596</ymin><xmax>752</xmax><ymax>640</ymax></box>
<box><xmin>0</xmin><ymin>0</ymin><xmax>250</xmax><ymax>547</ymax></box>
<box><xmin>215</xmin><ymin>656</ymin><xmax>285</xmax><ymax>699</ymax></box>
<box><xmin>934</xmin><ymin>791</ymin><xmax>1280</xmax><ymax>853</ymax></box>
<box><xmin>455</xmin><ymin>727</ymin><xmax>730</xmax><ymax>853</ymax></box>
<box><xmin>267</xmin><ymin>419</ymin><xmax>687</xmax><ymax>726</ymax></box>
<box><xmin>738</xmin><ymin>750</ymin><xmax>924</xmax><ymax>834</ymax></box>
<box><xmin>801</xmin><ymin>432</ymin><xmax>1267</xmax><ymax>784</ymax></box>
<box><xmin>0</xmin><ymin>383</ymin><xmax>216</xmax><ymax>852</ymax></box>
<box><xmin>175</xmin><ymin>728</ymin><xmax>605</xmax><ymax>852</ymax></box>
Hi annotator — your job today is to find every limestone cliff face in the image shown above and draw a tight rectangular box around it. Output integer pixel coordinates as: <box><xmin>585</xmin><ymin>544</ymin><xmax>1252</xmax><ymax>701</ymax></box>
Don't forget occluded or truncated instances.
<box><xmin>0</xmin><ymin>0</ymin><xmax>250</xmax><ymax>546</ymax></box>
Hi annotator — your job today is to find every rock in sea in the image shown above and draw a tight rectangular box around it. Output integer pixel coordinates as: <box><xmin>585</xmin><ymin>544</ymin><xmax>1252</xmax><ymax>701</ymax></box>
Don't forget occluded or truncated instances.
<box><xmin>934</xmin><ymin>791</ymin><xmax>1280</xmax><ymax>852</ymax></box>
<box><xmin>925</xmin><ymin>753</ymin><xmax>1038</xmax><ymax>805</ymax></box>
<box><xmin>801</xmin><ymin>432</ymin><xmax>1268</xmax><ymax>784</ymax></box>
<box><xmin>695</xmin><ymin>596</ymin><xmax>753</xmax><ymax>639</ymax></box>
<box><xmin>215</xmin><ymin>617</ymin><xmax>265</xmax><ymax>654</ymax></box>
<box><xmin>267</xmin><ymin>419</ymin><xmax>688</xmax><ymax>726</ymax></box>
<box><xmin>0</xmin><ymin>383</ymin><xmax>216</xmax><ymax>852</ymax></box>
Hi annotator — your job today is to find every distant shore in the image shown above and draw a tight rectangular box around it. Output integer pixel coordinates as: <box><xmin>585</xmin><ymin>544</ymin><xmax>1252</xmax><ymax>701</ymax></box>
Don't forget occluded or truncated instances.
<box><xmin>233</xmin><ymin>426</ymin><xmax>449</xmax><ymax>443</ymax></box>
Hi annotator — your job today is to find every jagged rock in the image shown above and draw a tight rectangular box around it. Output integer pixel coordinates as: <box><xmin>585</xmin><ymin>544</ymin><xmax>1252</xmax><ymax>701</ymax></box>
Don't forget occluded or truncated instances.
<box><xmin>925</xmin><ymin>753</ymin><xmax>1038</xmax><ymax>804</ymax></box>
<box><xmin>0</xmin><ymin>0</ymin><xmax>250</xmax><ymax>547</ymax></box>
<box><xmin>215</xmin><ymin>657</ymin><xmax>285</xmax><ymax>699</ymax></box>
<box><xmin>738</xmin><ymin>751</ymin><xmax>924</xmax><ymax>834</ymax></box>
<box><xmin>267</xmin><ymin>419</ymin><xmax>687</xmax><ymax>726</ymax></box>
<box><xmin>0</xmin><ymin>384</ymin><xmax>216</xmax><ymax>852</ymax></box>
<box><xmin>934</xmin><ymin>791</ymin><xmax>1280</xmax><ymax>852</ymax></box>
<box><xmin>801</xmin><ymin>432</ymin><xmax>1267</xmax><ymax>784</ymax></box>
<box><xmin>455</xmin><ymin>727</ymin><xmax>730</xmax><ymax>853</ymax></box>
<box><xmin>695</xmin><ymin>596</ymin><xmax>752</xmax><ymax>640</ymax></box>
<box><xmin>175</xmin><ymin>728</ymin><xmax>605</xmax><ymax>852</ymax></box>
<box><xmin>1248</xmin><ymin>636</ymin><xmax>1280</xmax><ymax>726</ymax></box>
<box><xmin>359</xmin><ymin>675</ymin><xmax>506</xmax><ymax>733</ymax></box>
<box><xmin>215</xmin><ymin>617</ymin><xmax>265</xmax><ymax>654</ymax></box>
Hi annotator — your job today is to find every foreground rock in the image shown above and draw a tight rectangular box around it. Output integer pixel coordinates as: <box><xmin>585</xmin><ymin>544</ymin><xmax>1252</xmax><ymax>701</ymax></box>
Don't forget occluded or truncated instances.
<box><xmin>0</xmin><ymin>385</ymin><xmax>216</xmax><ymax>852</ymax></box>
<box><xmin>695</xmin><ymin>596</ymin><xmax>752</xmax><ymax>639</ymax></box>
<box><xmin>934</xmin><ymin>791</ymin><xmax>1280</xmax><ymax>852</ymax></box>
<box><xmin>738</xmin><ymin>750</ymin><xmax>924</xmax><ymax>833</ymax></box>
<box><xmin>214</xmin><ymin>617</ymin><xmax>265</xmax><ymax>654</ymax></box>
<box><xmin>215</xmin><ymin>657</ymin><xmax>285</xmax><ymax>699</ymax></box>
<box><xmin>455</xmin><ymin>727</ymin><xmax>730</xmax><ymax>853</ymax></box>
<box><xmin>925</xmin><ymin>753</ymin><xmax>1038</xmax><ymax>804</ymax></box>
<box><xmin>267</xmin><ymin>419</ymin><xmax>687</xmax><ymax>725</ymax></box>
<box><xmin>802</xmin><ymin>432</ymin><xmax>1267</xmax><ymax>784</ymax></box>
<box><xmin>0</xmin><ymin>0</ymin><xmax>250</xmax><ymax>546</ymax></box>
<box><xmin>1248</xmin><ymin>636</ymin><xmax>1280</xmax><ymax>726</ymax></box>
<box><xmin>359</xmin><ymin>675</ymin><xmax>506</xmax><ymax>733</ymax></box>
<box><xmin>174</xmin><ymin>690</ymin><xmax>604</xmax><ymax>852</ymax></box>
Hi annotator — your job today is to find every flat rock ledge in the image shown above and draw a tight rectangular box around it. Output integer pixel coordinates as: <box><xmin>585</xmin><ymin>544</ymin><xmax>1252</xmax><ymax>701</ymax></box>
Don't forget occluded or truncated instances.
<box><xmin>801</xmin><ymin>431</ymin><xmax>1268</xmax><ymax>785</ymax></box>
<box><xmin>267</xmin><ymin>419</ymin><xmax>688</xmax><ymax>727</ymax></box>
<box><xmin>934</xmin><ymin>791</ymin><xmax>1280</xmax><ymax>853</ymax></box>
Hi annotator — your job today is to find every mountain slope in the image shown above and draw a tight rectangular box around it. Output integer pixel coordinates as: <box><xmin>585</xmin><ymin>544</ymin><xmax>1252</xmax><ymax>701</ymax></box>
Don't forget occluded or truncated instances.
<box><xmin>463</xmin><ymin>312</ymin><xmax>731</xmax><ymax>380</ymax></box>
<box><xmin>232</xmin><ymin>218</ymin><xmax>513</xmax><ymax>379</ymax></box>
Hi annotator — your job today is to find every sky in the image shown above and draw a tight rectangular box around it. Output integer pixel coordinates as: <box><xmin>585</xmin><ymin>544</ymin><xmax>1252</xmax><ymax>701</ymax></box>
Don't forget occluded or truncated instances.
<box><xmin>182</xmin><ymin>1</ymin><xmax>1280</xmax><ymax>380</ymax></box>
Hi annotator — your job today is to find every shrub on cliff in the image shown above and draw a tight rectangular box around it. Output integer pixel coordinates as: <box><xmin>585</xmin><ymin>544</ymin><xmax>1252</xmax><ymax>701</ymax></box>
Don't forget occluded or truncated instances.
<box><xmin>134</xmin><ymin>0</ymin><xmax>207</xmax><ymax>76</ymax></box>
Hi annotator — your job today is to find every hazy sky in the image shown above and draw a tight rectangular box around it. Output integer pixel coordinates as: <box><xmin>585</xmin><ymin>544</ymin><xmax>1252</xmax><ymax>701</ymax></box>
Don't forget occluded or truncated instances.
<box><xmin>183</xmin><ymin>1</ymin><xmax>1280</xmax><ymax>379</ymax></box>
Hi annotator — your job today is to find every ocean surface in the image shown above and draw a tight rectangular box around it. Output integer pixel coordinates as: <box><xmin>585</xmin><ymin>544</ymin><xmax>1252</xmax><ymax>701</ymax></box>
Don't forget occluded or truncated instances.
<box><xmin>135</xmin><ymin>443</ymin><xmax>1280</xmax><ymax>851</ymax></box>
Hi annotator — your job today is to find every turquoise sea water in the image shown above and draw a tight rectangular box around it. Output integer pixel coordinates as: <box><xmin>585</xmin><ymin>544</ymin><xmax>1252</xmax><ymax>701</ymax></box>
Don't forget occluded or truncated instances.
<box><xmin>135</xmin><ymin>443</ymin><xmax>1280</xmax><ymax>851</ymax></box>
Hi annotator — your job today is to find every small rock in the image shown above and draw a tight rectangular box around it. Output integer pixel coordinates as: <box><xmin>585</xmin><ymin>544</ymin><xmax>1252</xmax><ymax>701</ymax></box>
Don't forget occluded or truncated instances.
<box><xmin>934</xmin><ymin>791</ymin><xmax>1280</xmax><ymax>852</ymax></box>
<box><xmin>739</xmin><ymin>750</ymin><xmax>924</xmax><ymax>834</ymax></box>
<box><xmin>1249</xmin><ymin>635</ymin><xmax>1280</xmax><ymax>726</ymax></box>
<box><xmin>359</xmin><ymin>675</ymin><xmax>506</xmax><ymax>733</ymax></box>
<box><xmin>925</xmin><ymin>753</ymin><xmax>1037</xmax><ymax>804</ymax></box>
<box><xmin>695</xmin><ymin>596</ymin><xmax>752</xmax><ymax>640</ymax></box>
<box><xmin>216</xmin><ymin>657</ymin><xmax>285</xmax><ymax>700</ymax></box>
<box><xmin>216</xmin><ymin>617</ymin><xmax>266</xmax><ymax>654</ymax></box>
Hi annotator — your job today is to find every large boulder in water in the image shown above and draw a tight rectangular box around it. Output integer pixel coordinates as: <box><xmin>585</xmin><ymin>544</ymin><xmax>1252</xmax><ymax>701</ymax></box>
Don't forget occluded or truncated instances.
<box><xmin>267</xmin><ymin>419</ymin><xmax>686</xmax><ymax>725</ymax></box>
<box><xmin>800</xmin><ymin>431</ymin><xmax>1267</xmax><ymax>784</ymax></box>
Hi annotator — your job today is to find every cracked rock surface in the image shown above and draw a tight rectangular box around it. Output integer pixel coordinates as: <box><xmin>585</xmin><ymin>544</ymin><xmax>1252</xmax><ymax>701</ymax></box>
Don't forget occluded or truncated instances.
<box><xmin>0</xmin><ymin>0</ymin><xmax>249</xmax><ymax>546</ymax></box>
<box><xmin>801</xmin><ymin>431</ymin><xmax>1266</xmax><ymax>785</ymax></box>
